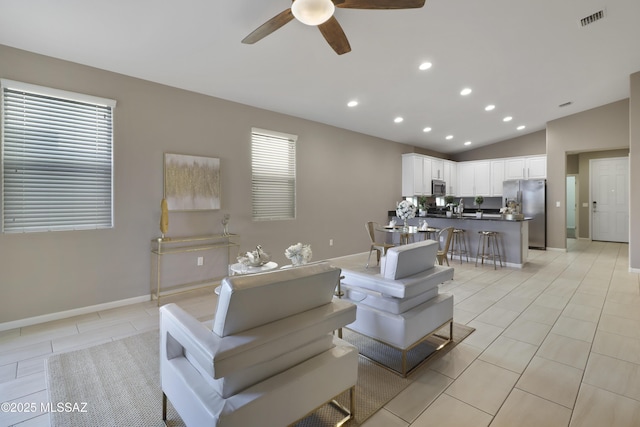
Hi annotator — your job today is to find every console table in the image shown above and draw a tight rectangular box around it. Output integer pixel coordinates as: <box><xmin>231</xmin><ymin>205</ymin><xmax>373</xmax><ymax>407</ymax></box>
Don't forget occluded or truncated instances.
<box><xmin>150</xmin><ymin>234</ymin><xmax>240</xmax><ymax>305</ymax></box>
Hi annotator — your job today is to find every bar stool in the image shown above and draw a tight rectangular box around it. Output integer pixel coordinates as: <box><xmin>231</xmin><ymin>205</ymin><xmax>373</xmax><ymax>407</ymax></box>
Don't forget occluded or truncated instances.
<box><xmin>449</xmin><ymin>228</ymin><xmax>469</xmax><ymax>263</ymax></box>
<box><xmin>475</xmin><ymin>231</ymin><xmax>503</xmax><ymax>269</ymax></box>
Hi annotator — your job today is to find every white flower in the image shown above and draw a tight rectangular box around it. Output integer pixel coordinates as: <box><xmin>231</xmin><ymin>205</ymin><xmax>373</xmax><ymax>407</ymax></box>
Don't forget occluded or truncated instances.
<box><xmin>285</xmin><ymin>243</ymin><xmax>312</xmax><ymax>265</ymax></box>
<box><xmin>396</xmin><ymin>200</ymin><xmax>416</xmax><ymax>220</ymax></box>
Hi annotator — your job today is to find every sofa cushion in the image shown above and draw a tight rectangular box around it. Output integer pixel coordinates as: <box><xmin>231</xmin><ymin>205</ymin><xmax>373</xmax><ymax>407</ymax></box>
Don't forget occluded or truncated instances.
<box><xmin>212</xmin><ymin>299</ymin><xmax>355</xmax><ymax>378</ymax></box>
<box><xmin>201</xmin><ymin>334</ymin><xmax>334</xmax><ymax>398</ymax></box>
<box><xmin>345</xmin><ymin>293</ymin><xmax>453</xmax><ymax>349</ymax></box>
<box><xmin>341</xmin><ymin>264</ymin><xmax>453</xmax><ymax>299</ymax></box>
<box><xmin>380</xmin><ymin>240</ymin><xmax>438</xmax><ymax>280</ymax></box>
<box><xmin>214</xmin><ymin>261</ymin><xmax>341</xmax><ymax>337</ymax></box>
<box><xmin>342</xmin><ymin>285</ymin><xmax>439</xmax><ymax>314</ymax></box>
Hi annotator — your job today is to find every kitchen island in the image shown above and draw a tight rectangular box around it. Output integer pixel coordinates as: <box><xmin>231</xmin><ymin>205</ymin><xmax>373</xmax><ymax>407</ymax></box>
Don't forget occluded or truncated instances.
<box><xmin>390</xmin><ymin>214</ymin><xmax>529</xmax><ymax>267</ymax></box>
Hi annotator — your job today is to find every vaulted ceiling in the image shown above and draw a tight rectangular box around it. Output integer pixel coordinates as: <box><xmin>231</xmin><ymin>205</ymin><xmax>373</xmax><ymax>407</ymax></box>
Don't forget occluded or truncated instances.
<box><xmin>1</xmin><ymin>0</ymin><xmax>639</xmax><ymax>153</ymax></box>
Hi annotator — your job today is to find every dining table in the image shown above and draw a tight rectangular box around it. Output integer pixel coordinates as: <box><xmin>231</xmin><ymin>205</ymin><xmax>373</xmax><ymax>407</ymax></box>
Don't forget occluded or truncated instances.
<box><xmin>378</xmin><ymin>224</ymin><xmax>440</xmax><ymax>245</ymax></box>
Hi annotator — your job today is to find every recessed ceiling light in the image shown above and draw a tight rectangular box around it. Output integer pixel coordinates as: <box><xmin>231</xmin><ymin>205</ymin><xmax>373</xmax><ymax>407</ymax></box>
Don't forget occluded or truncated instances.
<box><xmin>503</xmin><ymin>116</ymin><xmax>513</xmax><ymax>122</ymax></box>
<box><xmin>485</xmin><ymin>104</ymin><xmax>495</xmax><ymax>111</ymax></box>
<box><xmin>464</xmin><ymin>141</ymin><xmax>472</xmax><ymax>146</ymax></box>
<box><xmin>419</xmin><ymin>62</ymin><xmax>432</xmax><ymax>71</ymax></box>
<box><xmin>394</xmin><ymin>117</ymin><xmax>404</xmax><ymax>123</ymax></box>
<box><xmin>517</xmin><ymin>125</ymin><xmax>526</xmax><ymax>130</ymax></box>
<box><xmin>460</xmin><ymin>88</ymin><xmax>472</xmax><ymax>96</ymax></box>
<box><xmin>423</xmin><ymin>127</ymin><xmax>432</xmax><ymax>133</ymax></box>
<box><xmin>347</xmin><ymin>100</ymin><xmax>358</xmax><ymax>107</ymax></box>
<box><xmin>446</xmin><ymin>135</ymin><xmax>453</xmax><ymax>140</ymax></box>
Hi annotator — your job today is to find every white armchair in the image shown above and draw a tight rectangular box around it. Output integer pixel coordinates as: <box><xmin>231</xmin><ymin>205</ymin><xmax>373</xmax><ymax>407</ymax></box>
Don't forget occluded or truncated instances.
<box><xmin>339</xmin><ymin>239</ymin><xmax>454</xmax><ymax>376</ymax></box>
<box><xmin>160</xmin><ymin>262</ymin><xmax>358</xmax><ymax>426</ymax></box>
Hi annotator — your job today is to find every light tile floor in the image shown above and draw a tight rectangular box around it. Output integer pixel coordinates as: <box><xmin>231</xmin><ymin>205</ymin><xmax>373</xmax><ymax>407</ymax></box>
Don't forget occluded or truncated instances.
<box><xmin>1</xmin><ymin>239</ymin><xmax>639</xmax><ymax>426</ymax></box>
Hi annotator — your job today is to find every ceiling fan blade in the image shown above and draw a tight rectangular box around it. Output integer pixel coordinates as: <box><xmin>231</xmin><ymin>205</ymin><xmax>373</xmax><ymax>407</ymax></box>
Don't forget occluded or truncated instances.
<box><xmin>336</xmin><ymin>0</ymin><xmax>425</xmax><ymax>9</ymax></box>
<box><xmin>318</xmin><ymin>16</ymin><xmax>351</xmax><ymax>55</ymax></box>
<box><xmin>242</xmin><ymin>9</ymin><xmax>295</xmax><ymax>44</ymax></box>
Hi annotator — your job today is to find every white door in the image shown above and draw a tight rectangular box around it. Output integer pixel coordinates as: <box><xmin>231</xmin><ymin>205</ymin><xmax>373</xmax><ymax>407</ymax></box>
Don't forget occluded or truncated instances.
<box><xmin>591</xmin><ymin>157</ymin><xmax>629</xmax><ymax>242</ymax></box>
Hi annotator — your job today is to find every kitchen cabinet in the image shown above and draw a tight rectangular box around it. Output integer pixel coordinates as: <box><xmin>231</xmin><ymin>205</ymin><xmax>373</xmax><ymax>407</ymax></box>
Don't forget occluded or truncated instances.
<box><xmin>402</xmin><ymin>154</ymin><xmax>432</xmax><ymax>196</ymax></box>
<box><xmin>443</xmin><ymin>160</ymin><xmax>457</xmax><ymax>196</ymax></box>
<box><xmin>504</xmin><ymin>158</ymin><xmax>526</xmax><ymax>180</ymax></box>
<box><xmin>431</xmin><ymin>158</ymin><xmax>444</xmax><ymax>180</ymax></box>
<box><xmin>504</xmin><ymin>156</ymin><xmax>546</xmax><ymax>179</ymax></box>
<box><xmin>458</xmin><ymin>161</ymin><xmax>490</xmax><ymax>197</ymax></box>
<box><xmin>526</xmin><ymin>156</ymin><xmax>546</xmax><ymax>179</ymax></box>
<box><xmin>490</xmin><ymin>160</ymin><xmax>505</xmax><ymax>196</ymax></box>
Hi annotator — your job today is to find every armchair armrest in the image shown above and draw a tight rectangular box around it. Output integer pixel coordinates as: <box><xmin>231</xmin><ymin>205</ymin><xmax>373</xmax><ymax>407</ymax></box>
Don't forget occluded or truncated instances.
<box><xmin>160</xmin><ymin>303</ymin><xmax>220</xmax><ymax>380</ymax></box>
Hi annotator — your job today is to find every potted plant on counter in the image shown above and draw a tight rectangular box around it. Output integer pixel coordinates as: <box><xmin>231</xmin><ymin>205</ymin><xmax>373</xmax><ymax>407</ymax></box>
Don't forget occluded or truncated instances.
<box><xmin>444</xmin><ymin>195</ymin><xmax>455</xmax><ymax>218</ymax></box>
<box><xmin>418</xmin><ymin>196</ymin><xmax>428</xmax><ymax>217</ymax></box>
<box><xmin>475</xmin><ymin>196</ymin><xmax>484</xmax><ymax>218</ymax></box>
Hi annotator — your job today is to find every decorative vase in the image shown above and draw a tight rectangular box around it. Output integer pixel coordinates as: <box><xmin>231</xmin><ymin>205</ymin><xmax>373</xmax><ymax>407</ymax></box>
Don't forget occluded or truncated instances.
<box><xmin>446</xmin><ymin>211</ymin><xmax>452</xmax><ymax>218</ymax></box>
<box><xmin>476</xmin><ymin>211</ymin><xmax>483</xmax><ymax>219</ymax></box>
<box><xmin>403</xmin><ymin>219</ymin><xmax>409</xmax><ymax>232</ymax></box>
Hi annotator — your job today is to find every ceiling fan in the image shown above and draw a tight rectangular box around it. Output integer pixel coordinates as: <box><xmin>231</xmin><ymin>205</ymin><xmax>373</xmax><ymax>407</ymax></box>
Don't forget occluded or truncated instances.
<box><xmin>241</xmin><ymin>0</ymin><xmax>426</xmax><ymax>55</ymax></box>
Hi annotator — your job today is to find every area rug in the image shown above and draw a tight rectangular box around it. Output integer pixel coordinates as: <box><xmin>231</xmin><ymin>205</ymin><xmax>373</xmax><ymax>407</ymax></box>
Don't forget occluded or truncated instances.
<box><xmin>46</xmin><ymin>324</ymin><xmax>473</xmax><ymax>427</ymax></box>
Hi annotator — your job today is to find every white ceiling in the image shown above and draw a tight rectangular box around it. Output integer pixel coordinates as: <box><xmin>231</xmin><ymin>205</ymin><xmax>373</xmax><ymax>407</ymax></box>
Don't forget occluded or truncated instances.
<box><xmin>1</xmin><ymin>0</ymin><xmax>639</xmax><ymax>154</ymax></box>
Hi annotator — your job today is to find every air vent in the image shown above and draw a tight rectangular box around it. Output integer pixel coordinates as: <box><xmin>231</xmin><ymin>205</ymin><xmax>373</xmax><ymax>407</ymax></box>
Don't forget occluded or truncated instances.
<box><xmin>559</xmin><ymin>101</ymin><xmax>573</xmax><ymax>108</ymax></box>
<box><xmin>580</xmin><ymin>9</ymin><xmax>605</xmax><ymax>27</ymax></box>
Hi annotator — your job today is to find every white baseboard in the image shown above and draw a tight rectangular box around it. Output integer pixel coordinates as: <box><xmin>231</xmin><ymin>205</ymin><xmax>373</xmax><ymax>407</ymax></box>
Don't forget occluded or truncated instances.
<box><xmin>0</xmin><ymin>295</ymin><xmax>151</xmax><ymax>332</ymax></box>
<box><xmin>630</xmin><ymin>267</ymin><xmax>640</xmax><ymax>274</ymax></box>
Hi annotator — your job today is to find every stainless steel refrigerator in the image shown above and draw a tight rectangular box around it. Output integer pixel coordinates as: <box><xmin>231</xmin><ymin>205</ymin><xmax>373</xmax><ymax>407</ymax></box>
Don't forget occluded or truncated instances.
<box><xmin>503</xmin><ymin>179</ymin><xmax>546</xmax><ymax>249</ymax></box>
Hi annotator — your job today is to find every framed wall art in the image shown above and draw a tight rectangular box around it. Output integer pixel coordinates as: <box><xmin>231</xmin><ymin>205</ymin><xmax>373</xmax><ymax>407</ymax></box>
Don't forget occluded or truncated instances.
<box><xmin>164</xmin><ymin>153</ymin><xmax>221</xmax><ymax>211</ymax></box>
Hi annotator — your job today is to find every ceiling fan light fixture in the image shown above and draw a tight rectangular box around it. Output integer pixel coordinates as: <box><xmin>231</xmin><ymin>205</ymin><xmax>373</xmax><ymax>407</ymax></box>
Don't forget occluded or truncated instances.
<box><xmin>291</xmin><ymin>0</ymin><xmax>335</xmax><ymax>26</ymax></box>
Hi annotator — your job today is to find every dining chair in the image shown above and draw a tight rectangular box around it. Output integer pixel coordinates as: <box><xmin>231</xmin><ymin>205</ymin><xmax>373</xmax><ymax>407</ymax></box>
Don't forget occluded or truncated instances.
<box><xmin>436</xmin><ymin>226</ymin><xmax>455</xmax><ymax>266</ymax></box>
<box><xmin>366</xmin><ymin>221</ymin><xmax>394</xmax><ymax>268</ymax></box>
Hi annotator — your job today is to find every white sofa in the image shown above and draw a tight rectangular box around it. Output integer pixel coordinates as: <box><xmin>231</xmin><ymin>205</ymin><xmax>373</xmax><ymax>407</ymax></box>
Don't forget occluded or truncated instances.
<box><xmin>160</xmin><ymin>262</ymin><xmax>358</xmax><ymax>426</ymax></box>
<box><xmin>340</xmin><ymin>239</ymin><xmax>454</xmax><ymax>376</ymax></box>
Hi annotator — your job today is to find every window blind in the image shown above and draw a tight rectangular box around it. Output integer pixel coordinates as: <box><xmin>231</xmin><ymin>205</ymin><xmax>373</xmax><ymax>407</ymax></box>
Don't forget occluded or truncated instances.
<box><xmin>1</xmin><ymin>80</ymin><xmax>116</xmax><ymax>233</ymax></box>
<box><xmin>251</xmin><ymin>128</ymin><xmax>297</xmax><ymax>221</ymax></box>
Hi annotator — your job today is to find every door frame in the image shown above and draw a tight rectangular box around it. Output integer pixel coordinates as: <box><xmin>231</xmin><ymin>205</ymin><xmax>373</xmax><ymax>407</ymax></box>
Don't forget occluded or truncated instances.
<box><xmin>566</xmin><ymin>175</ymin><xmax>578</xmax><ymax>238</ymax></box>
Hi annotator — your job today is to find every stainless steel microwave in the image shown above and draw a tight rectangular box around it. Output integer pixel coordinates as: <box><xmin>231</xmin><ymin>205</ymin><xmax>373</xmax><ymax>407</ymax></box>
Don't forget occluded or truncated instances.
<box><xmin>432</xmin><ymin>180</ymin><xmax>446</xmax><ymax>196</ymax></box>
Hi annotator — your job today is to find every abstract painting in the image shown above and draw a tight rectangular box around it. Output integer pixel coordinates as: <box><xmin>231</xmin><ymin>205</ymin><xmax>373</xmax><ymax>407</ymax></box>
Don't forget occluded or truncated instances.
<box><xmin>164</xmin><ymin>153</ymin><xmax>220</xmax><ymax>211</ymax></box>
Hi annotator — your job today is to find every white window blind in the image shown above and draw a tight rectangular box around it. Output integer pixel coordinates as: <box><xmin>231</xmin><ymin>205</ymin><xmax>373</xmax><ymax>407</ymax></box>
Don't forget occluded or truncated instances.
<box><xmin>1</xmin><ymin>80</ymin><xmax>116</xmax><ymax>233</ymax></box>
<box><xmin>251</xmin><ymin>128</ymin><xmax>297</xmax><ymax>221</ymax></box>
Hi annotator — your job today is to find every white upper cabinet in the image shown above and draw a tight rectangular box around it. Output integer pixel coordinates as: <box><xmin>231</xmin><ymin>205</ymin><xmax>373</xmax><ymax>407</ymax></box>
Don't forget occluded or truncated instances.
<box><xmin>504</xmin><ymin>158</ymin><xmax>526</xmax><ymax>180</ymax></box>
<box><xmin>443</xmin><ymin>160</ymin><xmax>457</xmax><ymax>196</ymax></box>
<box><xmin>490</xmin><ymin>160</ymin><xmax>505</xmax><ymax>196</ymax></box>
<box><xmin>403</xmin><ymin>153</ymin><xmax>545</xmax><ymax>198</ymax></box>
<box><xmin>457</xmin><ymin>161</ymin><xmax>490</xmax><ymax>197</ymax></box>
<box><xmin>402</xmin><ymin>154</ymin><xmax>432</xmax><ymax>196</ymax></box>
<box><xmin>526</xmin><ymin>156</ymin><xmax>546</xmax><ymax>179</ymax></box>
<box><xmin>504</xmin><ymin>156</ymin><xmax>546</xmax><ymax>179</ymax></box>
<box><xmin>431</xmin><ymin>158</ymin><xmax>444</xmax><ymax>180</ymax></box>
<box><xmin>473</xmin><ymin>161</ymin><xmax>491</xmax><ymax>196</ymax></box>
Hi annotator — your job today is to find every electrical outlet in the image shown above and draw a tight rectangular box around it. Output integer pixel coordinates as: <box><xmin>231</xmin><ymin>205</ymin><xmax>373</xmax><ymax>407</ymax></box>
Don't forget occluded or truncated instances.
<box><xmin>197</xmin><ymin>256</ymin><xmax>204</xmax><ymax>266</ymax></box>
<box><xmin>329</xmin><ymin>239</ymin><xmax>334</xmax><ymax>246</ymax></box>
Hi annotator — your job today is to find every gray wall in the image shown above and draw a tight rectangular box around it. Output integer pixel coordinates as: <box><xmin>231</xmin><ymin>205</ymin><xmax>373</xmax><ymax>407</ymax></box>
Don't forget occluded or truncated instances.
<box><xmin>451</xmin><ymin>130</ymin><xmax>546</xmax><ymax>162</ymax></box>
<box><xmin>546</xmin><ymin>99</ymin><xmax>630</xmax><ymax>250</ymax></box>
<box><xmin>0</xmin><ymin>45</ymin><xmax>414</xmax><ymax>323</ymax></box>
<box><xmin>2</xmin><ymin>44</ymin><xmax>639</xmax><ymax>324</ymax></box>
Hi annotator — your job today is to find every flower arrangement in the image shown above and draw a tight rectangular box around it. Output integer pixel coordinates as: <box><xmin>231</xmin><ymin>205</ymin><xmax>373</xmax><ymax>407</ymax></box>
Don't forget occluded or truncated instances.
<box><xmin>474</xmin><ymin>196</ymin><xmax>484</xmax><ymax>211</ymax></box>
<box><xmin>396</xmin><ymin>200</ymin><xmax>416</xmax><ymax>221</ymax></box>
<box><xmin>285</xmin><ymin>243</ymin><xmax>312</xmax><ymax>266</ymax></box>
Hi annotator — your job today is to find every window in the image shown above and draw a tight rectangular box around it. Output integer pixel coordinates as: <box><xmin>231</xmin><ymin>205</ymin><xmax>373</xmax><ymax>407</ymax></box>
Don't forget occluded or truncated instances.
<box><xmin>1</xmin><ymin>80</ymin><xmax>116</xmax><ymax>233</ymax></box>
<box><xmin>251</xmin><ymin>128</ymin><xmax>297</xmax><ymax>221</ymax></box>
